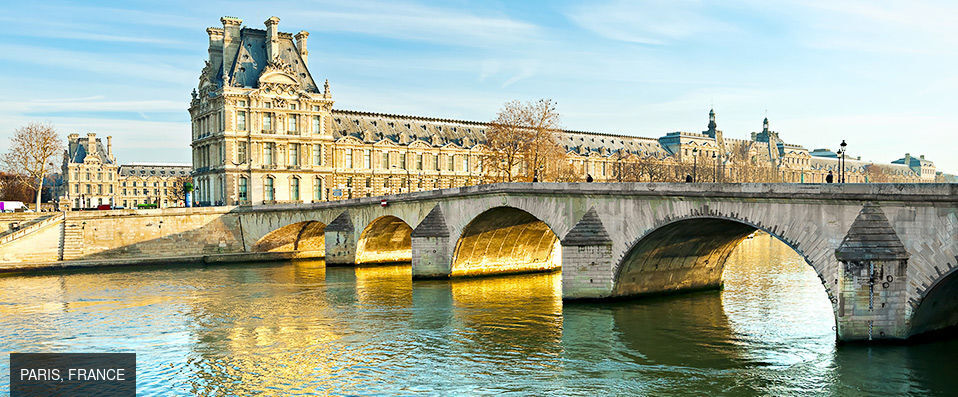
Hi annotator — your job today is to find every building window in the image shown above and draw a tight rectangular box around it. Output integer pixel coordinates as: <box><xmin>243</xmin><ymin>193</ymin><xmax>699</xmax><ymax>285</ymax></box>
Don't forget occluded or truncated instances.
<box><xmin>290</xmin><ymin>104</ymin><xmax>297</xmax><ymax>110</ymax></box>
<box><xmin>98</xmin><ymin>172</ymin><xmax>103</xmax><ymax>181</ymax></box>
<box><xmin>464</xmin><ymin>156</ymin><xmax>470</xmax><ymax>171</ymax></box>
<box><xmin>448</xmin><ymin>155</ymin><xmax>454</xmax><ymax>171</ymax></box>
<box><xmin>288</xmin><ymin>115</ymin><xmax>297</xmax><ymax>133</ymax></box>
<box><xmin>312</xmin><ymin>115</ymin><xmax>321</xmax><ymax>134</ymax></box>
<box><xmin>290</xmin><ymin>177</ymin><xmax>300</xmax><ymax>201</ymax></box>
<box><xmin>363</xmin><ymin>150</ymin><xmax>371</xmax><ymax>169</ymax></box>
<box><xmin>237</xmin><ymin>111</ymin><xmax>247</xmax><ymax>131</ymax></box>
<box><xmin>401</xmin><ymin>153</ymin><xmax>407</xmax><ymax>170</ymax></box>
<box><xmin>313</xmin><ymin>144</ymin><xmax>322</xmax><ymax>165</ymax></box>
<box><xmin>417</xmin><ymin>154</ymin><xmax>423</xmax><ymax>170</ymax></box>
<box><xmin>346</xmin><ymin>177</ymin><xmax>353</xmax><ymax>188</ymax></box>
<box><xmin>264</xmin><ymin>177</ymin><xmax>274</xmax><ymax>201</ymax></box>
<box><xmin>86</xmin><ymin>184</ymin><xmax>91</xmax><ymax>194</ymax></box>
<box><xmin>345</xmin><ymin>150</ymin><xmax>353</xmax><ymax>168</ymax></box>
<box><xmin>238</xmin><ymin>177</ymin><xmax>248</xmax><ymax>201</ymax></box>
<box><xmin>109</xmin><ymin>185</ymin><xmax>113</xmax><ymax>194</ymax></box>
<box><xmin>238</xmin><ymin>142</ymin><xmax>248</xmax><ymax>164</ymax></box>
<box><xmin>263</xmin><ymin>113</ymin><xmax>272</xmax><ymax>132</ymax></box>
<box><xmin>264</xmin><ymin>143</ymin><xmax>274</xmax><ymax>165</ymax></box>
<box><xmin>382</xmin><ymin>152</ymin><xmax>389</xmax><ymax>169</ymax></box>
<box><xmin>290</xmin><ymin>144</ymin><xmax>299</xmax><ymax>166</ymax></box>
<box><xmin>86</xmin><ymin>172</ymin><xmax>91</xmax><ymax>180</ymax></box>
<box><xmin>365</xmin><ymin>177</ymin><xmax>371</xmax><ymax>188</ymax></box>
<box><xmin>313</xmin><ymin>177</ymin><xmax>322</xmax><ymax>201</ymax></box>
<box><xmin>434</xmin><ymin>154</ymin><xmax>440</xmax><ymax>171</ymax></box>
<box><xmin>74</xmin><ymin>185</ymin><xmax>79</xmax><ymax>193</ymax></box>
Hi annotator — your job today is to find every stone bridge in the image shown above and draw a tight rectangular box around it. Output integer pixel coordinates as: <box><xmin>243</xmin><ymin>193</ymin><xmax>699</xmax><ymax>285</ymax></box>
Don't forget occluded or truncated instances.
<box><xmin>3</xmin><ymin>183</ymin><xmax>957</xmax><ymax>342</ymax></box>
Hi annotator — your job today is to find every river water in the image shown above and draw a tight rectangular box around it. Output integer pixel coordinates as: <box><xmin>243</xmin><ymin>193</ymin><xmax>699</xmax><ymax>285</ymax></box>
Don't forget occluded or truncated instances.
<box><xmin>2</xmin><ymin>233</ymin><xmax>957</xmax><ymax>395</ymax></box>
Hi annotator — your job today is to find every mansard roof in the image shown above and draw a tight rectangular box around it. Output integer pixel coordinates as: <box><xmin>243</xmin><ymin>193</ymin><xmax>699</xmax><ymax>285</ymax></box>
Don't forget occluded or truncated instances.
<box><xmin>67</xmin><ymin>137</ymin><xmax>112</xmax><ymax>165</ymax></box>
<box><xmin>118</xmin><ymin>163</ymin><xmax>191</xmax><ymax>177</ymax></box>
<box><xmin>330</xmin><ymin>108</ymin><xmax>671</xmax><ymax>156</ymax></box>
<box><xmin>224</xmin><ymin>28</ymin><xmax>318</xmax><ymax>92</ymax></box>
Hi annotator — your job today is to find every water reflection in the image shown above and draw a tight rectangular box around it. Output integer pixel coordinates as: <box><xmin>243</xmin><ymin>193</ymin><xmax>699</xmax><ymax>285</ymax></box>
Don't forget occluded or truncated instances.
<box><xmin>1</xmin><ymin>236</ymin><xmax>957</xmax><ymax>395</ymax></box>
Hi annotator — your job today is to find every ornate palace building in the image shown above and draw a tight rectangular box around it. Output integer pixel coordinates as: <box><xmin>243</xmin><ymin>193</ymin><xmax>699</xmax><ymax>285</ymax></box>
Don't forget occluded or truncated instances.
<box><xmin>59</xmin><ymin>134</ymin><xmax>191</xmax><ymax>209</ymax></box>
<box><xmin>190</xmin><ymin>16</ymin><xmax>945</xmax><ymax>206</ymax></box>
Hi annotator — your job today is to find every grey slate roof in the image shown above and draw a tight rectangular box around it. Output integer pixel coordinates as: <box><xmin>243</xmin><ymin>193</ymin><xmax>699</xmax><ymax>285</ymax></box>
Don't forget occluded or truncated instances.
<box><xmin>67</xmin><ymin>138</ymin><xmax>112</xmax><ymax>164</ymax></box>
<box><xmin>561</xmin><ymin>207</ymin><xmax>612</xmax><ymax>246</ymax></box>
<box><xmin>835</xmin><ymin>202</ymin><xmax>909</xmax><ymax>261</ymax></box>
<box><xmin>225</xmin><ymin>28</ymin><xmax>318</xmax><ymax>92</ymax></box>
<box><xmin>118</xmin><ymin>164</ymin><xmax>191</xmax><ymax>178</ymax></box>
<box><xmin>331</xmin><ymin>109</ymin><xmax>671</xmax><ymax>156</ymax></box>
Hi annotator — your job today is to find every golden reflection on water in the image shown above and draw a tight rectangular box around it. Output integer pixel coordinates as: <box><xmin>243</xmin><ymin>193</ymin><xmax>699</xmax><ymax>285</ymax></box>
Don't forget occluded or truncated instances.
<box><xmin>3</xmin><ymin>238</ymin><xmax>958</xmax><ymax>395</ymax></box>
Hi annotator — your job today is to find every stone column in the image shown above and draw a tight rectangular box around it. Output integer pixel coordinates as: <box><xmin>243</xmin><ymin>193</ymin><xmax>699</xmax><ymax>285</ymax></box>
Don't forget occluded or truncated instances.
<box><xmin>324</xmin><ymin>211</ymin><xmax>355</xmax><ymax>265</ymax></box>
<box><xmin>561</xmin><ymin>207</ymin><xmax>615</xmax><ymax>299</ymax></box>
<box><xmin>835</xmin><ymin>202</ymin><xmax>910</xmax><ymax>341</ymax></box>
<box><xmin>411</xmin><ymin>205</ymin><xmax>452</xmax><ymax>279</ymax></box>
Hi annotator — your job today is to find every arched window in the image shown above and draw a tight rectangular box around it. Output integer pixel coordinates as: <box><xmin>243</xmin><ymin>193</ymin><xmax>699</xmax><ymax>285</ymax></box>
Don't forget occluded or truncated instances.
<box><xmin>264</xmin><ymin>177</ymin><xmax>274</xmax><ymax>201</ymax></box>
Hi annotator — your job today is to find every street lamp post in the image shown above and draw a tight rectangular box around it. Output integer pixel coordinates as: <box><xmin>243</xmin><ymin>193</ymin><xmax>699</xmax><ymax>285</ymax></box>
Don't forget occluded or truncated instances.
<box><xmin>838</xmin><ymin>140</ymin><xmax>847</xmax><ymax>183</ymax></box>
<box><xmin>692</xmin><ymin>147</ymin><xmax>698</xmax><ymax>182</ymax></box>
<box><xmin>712</xmin><ymin>153</ymin><xmax>717</xmax><ymax>182</ymax></box>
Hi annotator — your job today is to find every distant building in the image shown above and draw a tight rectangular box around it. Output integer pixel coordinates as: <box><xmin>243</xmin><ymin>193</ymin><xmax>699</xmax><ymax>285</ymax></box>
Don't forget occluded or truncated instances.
<box><xmin>59</xmin><ymin>134</ymin><xmax>190</xmax><ymax>209</ymax></box>
<box><xmin>189</xmin><ymin>16</ymin><xmax>942</xmax><ymax>206</ymax></box>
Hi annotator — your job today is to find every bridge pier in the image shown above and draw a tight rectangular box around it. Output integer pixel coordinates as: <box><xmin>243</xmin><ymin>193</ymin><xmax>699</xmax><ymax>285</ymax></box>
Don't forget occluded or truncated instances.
<box><xmin>835</xmin><ymin>203</ymin><xmax>911</xmax><ymax>341</ymax></box>
<box><xmin>324</xmin><ymin>212</ymin><xmax>356</xmax><ymax>265</ymax></box>
<box><xmin>560</xmin><ymin>208</ymin><xmax>615</xmax><ymax>299</ymax></box>
<box><xmin>410</xmin><ymin>206</ymin><xmax>453</xmax><ymax>279</ymax></box>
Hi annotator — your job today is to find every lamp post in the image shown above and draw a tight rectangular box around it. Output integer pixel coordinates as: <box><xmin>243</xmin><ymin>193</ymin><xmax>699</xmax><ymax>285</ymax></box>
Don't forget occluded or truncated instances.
<box><xmin>838</xmin><ymin>140</ymin><xmax>847</xmax><ymax>183</ymax></box>
<box><xmin>692</xmin><ymin>147</ymin><xmax>698</xmax><ymax>182</ymax></box>
<box><xmin>711</xmin><ymin>153</ymin><xmax>717</xmax><ymax>182</ymax></box>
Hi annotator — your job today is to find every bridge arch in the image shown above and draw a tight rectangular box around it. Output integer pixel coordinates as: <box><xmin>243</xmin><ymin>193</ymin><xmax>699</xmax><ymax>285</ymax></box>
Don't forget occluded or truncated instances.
<box><xmin>612</xmin><ymin>215</ymin><xmax>836</xmax><ymax>321</ymax></box>
<box><xmin>910</xmin><ymin>267</ymin><xmax>958</xmax><ymax>338</ymax></box>
<box><xmin>356</xmin><ymin>215</ymin><xmax>413</xmax><ymax>265</ymax></box>
<box><xmin>252</xmin><ymin>220</ymin><xmax>327</xmax><ymax>253</ymax></box>
<box><xmin>451</xmin><ymin>206</ymin><xmax>562</xmax><ymax>277</ymax></box>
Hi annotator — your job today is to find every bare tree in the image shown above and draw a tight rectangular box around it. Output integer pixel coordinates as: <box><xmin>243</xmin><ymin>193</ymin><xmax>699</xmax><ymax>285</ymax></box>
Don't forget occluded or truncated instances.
<box><xmin>523</xmin><ymin>99</ymin><xmax>562</xmax><ymax>181</ymax></box>
<box><xmin>2</xmin><ymin>122</ymin><xmax>62</xmax><ymax>211</ymax></box>
<box><xmin>482</xmin><ymin>101</ymin><xmax>530</xmax><ymax>183</ymax></box>
<box><xmin>482</xmin><ymin>99</ymin><xmax>566</xmax><ymax>183</ymax></box>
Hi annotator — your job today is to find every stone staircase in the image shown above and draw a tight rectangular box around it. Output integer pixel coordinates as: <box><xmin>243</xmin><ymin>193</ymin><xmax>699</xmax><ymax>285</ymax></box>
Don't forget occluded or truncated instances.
<box><xmin>0</xmin><ymin>213</ymin><xmax>63</xmax><ymax>246</ymax></box>
<box><xmin>60</xmin><ymin>220</ymin><xmax>84</xmax><ymax>261</ymax></box>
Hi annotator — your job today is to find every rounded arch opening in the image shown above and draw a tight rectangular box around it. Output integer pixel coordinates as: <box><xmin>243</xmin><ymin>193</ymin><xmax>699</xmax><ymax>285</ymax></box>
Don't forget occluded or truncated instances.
<box><xmin>910</xmin><ymin>269</ymin><xmax>958</xmax><ymax>338</ymax></box>
<box><xmin>613</xmin><ymin>216</ymin><xmax>837</xmax><ymax>339</ymax></box>
<box><xmin>356</xmin><ymin>215</ymin><xmax>413</xmax><ymax>265</ymax></box>
<box><xmin>252</xmin><ymin>221</ymin><xmax>326</xmax><ymax>253</ymax></box>
<box><xmin>451</xmin><ymin>206</ymin><xmax>561</xmax><ymax>277</ymax></box>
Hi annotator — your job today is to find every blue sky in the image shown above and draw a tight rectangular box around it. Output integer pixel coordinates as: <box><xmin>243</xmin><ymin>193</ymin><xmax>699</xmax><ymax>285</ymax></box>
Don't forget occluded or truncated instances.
<box><xmin>2</xmin><ymin>0</ymin><xmax>956</xmax><ymax>172</ymax></box>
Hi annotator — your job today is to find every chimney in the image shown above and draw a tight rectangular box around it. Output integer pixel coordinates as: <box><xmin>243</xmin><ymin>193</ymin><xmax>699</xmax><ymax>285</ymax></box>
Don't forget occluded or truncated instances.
<box><xmin>87</xmin><ymin>133</ymin><xmax>97</xmax><ymax>155</ymax></box>
<box><xmin>206</xmin><ymin>27</ymin><xmax>224</xmax><ymax>70</ymax></box>
<box><xmin>221</xmin><ymin>17</ymin><xmax>243</xmax><ymax>78</ymax></box>
<box><xmin>920</xmin><ymin>154</ymin><xmax>925</xmax><ymax>160</ymax></box>
<box><xmin>265</xmin><ymin>16</ymin><xmax>280</xmax><ymax>60</ymax></box>
<box><xmin>295</xmin><ymin>30</ymin><xmax>309</xmax><ymax>66</ymax></box>
<box><xmin>68</xmin><ymin>133</ymin><xmax>79</xmax><ymax>143</ymax></box>
<box><xmin>107</xmin><ymin>136</ymin><xmax>113</xmax><ymax>161</ymax></box>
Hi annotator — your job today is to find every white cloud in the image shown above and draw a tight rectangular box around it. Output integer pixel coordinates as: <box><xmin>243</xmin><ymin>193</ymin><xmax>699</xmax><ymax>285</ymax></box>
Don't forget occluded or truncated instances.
<box><xmin>290</xmin><ymin>1</ymin><xmax>541</xmax><ymax>47</ymax></box>
<box><xmin>566</xmin><ymin>0</ymin><xmax>738</xmax><ymax>45</ymax></box>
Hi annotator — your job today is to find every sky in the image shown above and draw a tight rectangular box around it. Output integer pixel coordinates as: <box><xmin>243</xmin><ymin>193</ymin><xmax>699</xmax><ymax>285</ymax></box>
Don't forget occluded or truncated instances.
<box><xmin>1</xmin><ymin>0</ymin><xmax>956</xmax><ymax>172</ymax></box>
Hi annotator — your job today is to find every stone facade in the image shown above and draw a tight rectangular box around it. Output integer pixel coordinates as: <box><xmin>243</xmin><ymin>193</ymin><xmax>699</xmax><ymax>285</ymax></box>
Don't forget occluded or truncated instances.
<box><xmin>191</xmin><ymin>16</ymin><xmax>946</xmax><ymax>207</ymax></box>
<box><xmin>59</xmin><ymin>134</ymin><xmax>191</xmax><ymax>209</ymax></box>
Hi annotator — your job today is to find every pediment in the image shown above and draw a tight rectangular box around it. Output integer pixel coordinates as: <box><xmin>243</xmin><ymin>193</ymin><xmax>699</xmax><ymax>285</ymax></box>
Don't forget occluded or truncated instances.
<box><xmin>336</xmin><ymin>135</ymin><xmax>364</xmax><ymax>145</ymax></box>
<box><xmin>374</xmin><ymin>138</ymin><xmax>399</xmax><ymax>146</ymax></box>
<box><xmin>408</xmin><ymin>140</ymin><xmax>432</xmax><ymax>149</ymax></box>
<box><xmin>259</xmin><ymin>71</ymin><xmax>298</xmax><ymax>86</ymax></box>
